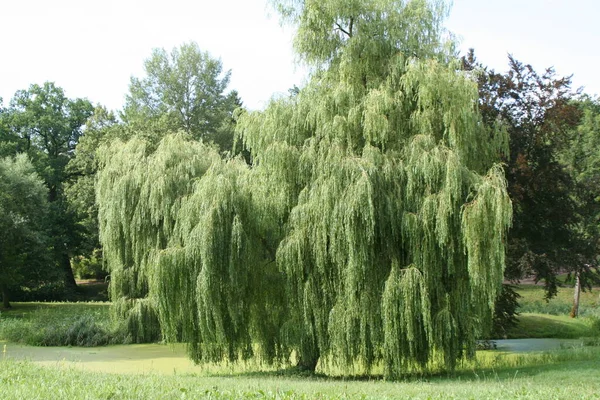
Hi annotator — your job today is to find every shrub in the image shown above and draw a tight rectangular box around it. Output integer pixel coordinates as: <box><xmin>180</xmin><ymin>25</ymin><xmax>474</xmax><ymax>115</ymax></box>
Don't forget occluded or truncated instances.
<box><xmin>71</xmin><ymin>249</ymin><xmax>107</xmax><ymax>280</ymax></box>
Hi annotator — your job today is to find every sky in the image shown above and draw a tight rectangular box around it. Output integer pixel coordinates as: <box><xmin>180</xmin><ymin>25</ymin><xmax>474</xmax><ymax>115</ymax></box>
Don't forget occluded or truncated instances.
<box><xmin>0</xmin><ymin>0</ymin><xmax>598</xmax><ymax>112</ymax></box>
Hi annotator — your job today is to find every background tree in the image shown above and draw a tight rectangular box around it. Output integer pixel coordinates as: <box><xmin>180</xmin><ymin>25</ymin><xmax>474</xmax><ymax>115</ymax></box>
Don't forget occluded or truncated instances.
<box><xmin>0</xmin><ymin>154</ymin><xmax>51</xmax><ymax>308</ymax></box>
<box><xmin>123</xmin><ymin>42</ymin><xmax>241</xmax><ymax>153</ymax></box>
<box><xmin>64</xmin><ymin>106</ymin><xmax>123</xmax><ymax>275</ymax></box>
<box><xmin>560</xmin><ymin>96</ymin><xmax>600</xmax><ymax>316</ymax></box>
<box><xmin>4</xmin><ymin>82</ymin><xmax>94</xmax><ymax>290</ymax></box>
<box><xmin>98</xmin><ymin>0</ymin><xmax>512</xmax><ymax>378</ymax></box>
<box><xmin>463</xmin><ymin>51</ymin><xmax>582</xmax><ymax>299</ymax></box>
<box><xmin>0</xmin><ymin>99</ymin><xmax>21</xmax><ymax>157</ymax></box>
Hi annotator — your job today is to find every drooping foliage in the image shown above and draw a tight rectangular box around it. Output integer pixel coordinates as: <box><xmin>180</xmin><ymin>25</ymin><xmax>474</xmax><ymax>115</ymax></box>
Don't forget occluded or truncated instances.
<box><xmin>97</xmin><ymin>0</ymin><xmax>512</xmax><ymax>378</ymax></box>
<box><xmin>97</xmin><ymin>133</ymin><xmax>287</xmax><ymax>355</ymax></box>
<box><xmin>240</xmin><ymin>0</ymin><xmax>511</xmax><ymax>375</ymax></box>
<box><xmin>97</xmin><ymin>135</ymin><xmax>218</xmax><ymax>341</ymax></box>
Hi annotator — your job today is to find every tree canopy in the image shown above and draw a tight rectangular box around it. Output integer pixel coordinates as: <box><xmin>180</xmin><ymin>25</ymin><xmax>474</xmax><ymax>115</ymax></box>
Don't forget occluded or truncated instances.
<box><xmin>2</xmin><ymin>82</ymin><xmax>94</xmax><ymax>290</ymax></box>
<box><xmin>463</xmin><ymin>50</ymin><xmax>584</xmax><ymax>299</ymax></box>
<box><xmin>123</xmin><ymin>42</ymin><xmax>241</xmax><ymax>153</ymax></box>
<box><xmin>97</xmin><ymin>0</ymin><xmax>512</xmax><ymax>377</ymax></box>
<box><xmin>560</xmin><ymin>96</ymin><xmax>600</xmax><ymax>301</ymax></box>
<box><xmin>0</xmin><ymin>154</ymin><xmax>51</xmax><ymax>308</ymax></box>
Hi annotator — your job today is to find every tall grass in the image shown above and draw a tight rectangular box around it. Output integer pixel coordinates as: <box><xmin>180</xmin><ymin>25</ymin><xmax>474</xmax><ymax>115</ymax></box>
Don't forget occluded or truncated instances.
<box><xmin>0</xmin><ymin>303</ymin><xmax>131</xmax><ymax>346</ymax></box>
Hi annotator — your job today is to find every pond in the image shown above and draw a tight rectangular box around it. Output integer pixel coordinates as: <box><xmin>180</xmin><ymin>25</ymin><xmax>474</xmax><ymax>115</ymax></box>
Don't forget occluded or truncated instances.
<box><xmin>494</xmin><ymin>338</ymin><xmax>582</xmax><ymax>352</ymax></box>
<box><xmin>1</xmin><ymin>341</ymin><xmax>199</xmax><ymax>375</ymax></box>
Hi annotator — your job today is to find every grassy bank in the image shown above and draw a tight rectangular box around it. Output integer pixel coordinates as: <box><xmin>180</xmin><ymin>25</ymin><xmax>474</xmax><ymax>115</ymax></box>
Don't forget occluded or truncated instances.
<box><xmin>505</xmin><ymin>313</ymin><xmax>600</xmax><ymax>339</ymax></box>
<box><xmin>495</xmin><ymin>284</ymin><xmax>600</xmax><ymax>340</ymax></box>
<box><xmin>517</xmin><ymin>284</ymin><xmax>600</xmax><ymax>317</ymax></box>
<box><xmin>1</xmin><ymin>346</ymin><xmax>600</xmax><ymax>399</ymax></box>
<box><xmin>0</xmin><ymin>302</ymin><xmax>126</xmax><ymax>346</ymax></box>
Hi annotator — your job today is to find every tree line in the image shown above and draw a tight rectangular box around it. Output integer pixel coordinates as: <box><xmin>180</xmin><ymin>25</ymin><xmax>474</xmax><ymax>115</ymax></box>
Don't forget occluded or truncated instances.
<box><xmin>1</xmin><ymin>0</ymin><xmax>599</xmax><ymax>377</ymax></box>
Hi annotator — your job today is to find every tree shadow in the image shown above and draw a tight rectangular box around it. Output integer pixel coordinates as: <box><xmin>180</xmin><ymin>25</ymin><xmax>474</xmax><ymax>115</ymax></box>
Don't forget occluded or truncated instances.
<box><xmin>204</xmin><ymin>348</ymin><xmax>600</xmax><ymax>383</ymax></box>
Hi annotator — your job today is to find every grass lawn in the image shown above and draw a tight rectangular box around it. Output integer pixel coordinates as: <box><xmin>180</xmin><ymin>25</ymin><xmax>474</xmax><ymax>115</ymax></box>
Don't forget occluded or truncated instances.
<box><xmin>1</xmin><ymin>347</ymin><xmax>600</xmax><ymax>399</ymax></box>
<box><xmin>516</xmin><ymin>284</ymin><xmax>600</xmax><ymax>317</ymax></box>
<box><xmin>497</xmin><ymin>284</ymin><xmax>600</xmax><ymax>340</ymax></box>
<box><xmin>505</xmin><ymin>313</ymin><xmax>599</xmax><ymax>339</ymax></box>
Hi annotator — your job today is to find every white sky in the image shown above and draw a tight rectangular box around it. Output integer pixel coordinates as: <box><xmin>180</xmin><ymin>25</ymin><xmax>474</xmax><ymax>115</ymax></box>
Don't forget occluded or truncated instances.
<box><xmin>0</xmin><ymin>0</ymin><xmax>598</xmax><ymax>112</ymax></box>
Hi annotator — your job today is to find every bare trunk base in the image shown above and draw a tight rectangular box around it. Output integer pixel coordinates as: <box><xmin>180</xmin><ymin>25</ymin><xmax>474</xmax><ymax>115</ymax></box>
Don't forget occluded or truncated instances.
<box><xmin>1</xmin><ymin>285</ymin><xmax>11</xmax><ymax>309</ymax></box>
<box><xmin>296</xmin><ymin>355</ymin><xmax>319</xmax><ymax>372</ymax></box>
<box><xmin>61</xmin><ymin>251</ymin><xmax>78</xmax><ymax>290</ymax></box>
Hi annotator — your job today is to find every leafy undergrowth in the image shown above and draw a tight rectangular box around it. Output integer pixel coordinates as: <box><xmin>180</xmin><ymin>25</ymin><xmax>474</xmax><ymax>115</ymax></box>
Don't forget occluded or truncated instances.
<box><xmin>1</xmin><ymin>347</ymin><xmax>600</xmax><ymax>399</ymax></box>
<box><xmin>0</xmin><ymin>302</ymin><xmax>128</xmax><ymax>346</ymax></box>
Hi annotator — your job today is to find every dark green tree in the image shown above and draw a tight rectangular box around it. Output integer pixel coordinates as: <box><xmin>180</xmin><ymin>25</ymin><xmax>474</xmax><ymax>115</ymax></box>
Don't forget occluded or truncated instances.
<box><xmin>5</xmin><ymin>82</ymin><xmax>94</xmax><ymax>289</ymax></box>
<box><xmin>64</xmin><ymin>106</ymin><xmax>123</xmax><ymax>263</ymax></box>
<box><xmin>0</xmin><ymin>154</ymin><xmax>51</xmax><ymax>308</ymax></box>
<box><xmin>463</xmin><ymin>51</ymin><xmax>582</xmax><ymax>299</ymax></box>
<box><xmin>561</xmin><ymin>97</ymin><xmax>600</xmax><ymax>316</ymax></box>
<box><xmin>0</xmin><ymin>98</ymin><xmax>26</xmax><ymax>158</ymax></box>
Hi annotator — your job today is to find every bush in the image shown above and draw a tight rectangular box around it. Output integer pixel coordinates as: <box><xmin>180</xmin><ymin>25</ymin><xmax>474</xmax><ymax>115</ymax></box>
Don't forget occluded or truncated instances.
<box><xmin>13</xmin><ymin>282</ymin><xmax>69</xmax><ymax>302</ymax></box>
<box><xmin>589</xmin><ymin>316</ymin><xmax>600</xmax><ymax>336</ymax></box>
<box><xmin>40</xmin><ymin>314</ymin><xmax>111</xmax><ymax>346</ymax></box>
<box><xmin>491</xmin><ymin>284</ymin><xmax>520</xmax><ymax>338</ymax></box>
<box><xmin>71</xmin><ymin>249</ymin><xmax>107</xmax><ymax>280</ymax></box>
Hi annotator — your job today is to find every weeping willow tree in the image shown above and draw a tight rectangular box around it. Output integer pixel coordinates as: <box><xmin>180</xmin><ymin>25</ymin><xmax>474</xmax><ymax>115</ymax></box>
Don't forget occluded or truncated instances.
<box><xmin>97</xmin><ymin>0</ymin><xmax>511</xmax><ymax>379</ymax></box>
<box><xmin>236</xmin><ymin>0</ymin><xmax>512</xmax><ymax>376</ymax></box>
<box><xmin>97</xmin><ymin>133</ymin><xmax>289</xmax><ymax>359</ymax></box>
<box><xmin>96</xmin><ymin>135</ymin><xmax>221</xmax><ymax>342</ymax></box>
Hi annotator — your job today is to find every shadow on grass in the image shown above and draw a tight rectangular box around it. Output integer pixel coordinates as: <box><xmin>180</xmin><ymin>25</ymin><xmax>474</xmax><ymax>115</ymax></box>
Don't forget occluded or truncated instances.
<box><xmin>205</xmin><ymin>346</ymin><xmax>600</xmax><ymax>384</ymax></box>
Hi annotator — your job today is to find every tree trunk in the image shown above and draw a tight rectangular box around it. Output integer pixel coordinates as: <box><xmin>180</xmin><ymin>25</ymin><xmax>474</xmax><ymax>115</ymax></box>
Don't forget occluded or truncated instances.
<box><xmin>570</xmin><ymin>271</ymin><xmax>581</xmax><ymax>318</ymax></box>
<box><xmin>1</xmin><ymin>283</ymin><xmax>11</xmax><ymax>309</ymax></box>
<box><xmin>61</xmin><ymin>250</ymin><xmax>78</xmax><ymax>290</ymax></box>
<box><xmin>296</xmin><ymin>340</ymin><xmax>320</xmax><ymax>372</ymax></box>
<box><xmin>296</xmin><ymin>354</ymin><xmax>319</xmax><ymax>372</ymax></box>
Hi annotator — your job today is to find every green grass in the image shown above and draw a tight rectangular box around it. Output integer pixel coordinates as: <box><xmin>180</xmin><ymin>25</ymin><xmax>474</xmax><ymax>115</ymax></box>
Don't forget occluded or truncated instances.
<box><xmin>501</xmin><ymin>284</ymin><xmax>600</xmax><ymax>340</ymax></box>
<box><xmin>505</xmin><ymin>313</ymin><xmax>600</xmax><ymax>339</ymax></box>
<box><xmin>0</xmin><ymin>302</ymin><xmax>127</xmax><ymax>346</ymax></box>
<box><xmin>1</xmin><ymin>347</ymin><xmax>600</xmax><ymax>399</ymax></box>
<box><xmin>1</xmin><ymin>296</ymin><xmax>600</xmax><ymax>397</ymax></box>
<box><xmin>516</xmin><ymin>284</ymin><xmax>600</xmax><ymax>317</ymax></box>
